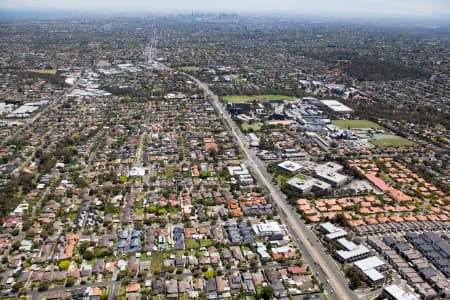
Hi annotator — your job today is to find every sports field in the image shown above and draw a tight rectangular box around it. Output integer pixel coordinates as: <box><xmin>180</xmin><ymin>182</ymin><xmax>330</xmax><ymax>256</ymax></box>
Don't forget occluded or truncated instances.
<box><xmin>222</xmin><ymin>94</ymin><xmax>295</xmax><ymax>102</ymax></box>
<box><xmin>370</xmin><ymin>135</ymin><xmax>413</xmax><ymax>147</ymax></box>
<box><xmin>241</xmin><ymin>123</ymin><xmax>261</xmax><ymax>131</ymax></box>
<box><xmin>332</xmin><ymin>120</ymin><xmax>383</xmax><ymax>129</ymax></box>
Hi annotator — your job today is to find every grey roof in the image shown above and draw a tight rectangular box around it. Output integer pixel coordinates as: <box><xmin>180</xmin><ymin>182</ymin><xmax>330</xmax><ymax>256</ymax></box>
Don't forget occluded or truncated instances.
<box><xmin>422</xmin><ymin>232</ymin><xmax>441</xmax><ymax>244</ymax></box>
<box><xmin>205</xmin><ymin>278</ymin><xmax>217</xmax><ymax>292</ymax></box>
<box><xmin>119</xmin><ymin>230</ymin><xmax>128</xmax><ymax>239</ymax></box>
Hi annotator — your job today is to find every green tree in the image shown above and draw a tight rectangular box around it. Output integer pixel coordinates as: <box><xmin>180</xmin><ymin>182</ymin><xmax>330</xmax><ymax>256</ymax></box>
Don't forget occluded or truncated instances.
<box><xmin>261</xmin><ymin>285</ymin><xmax>274</xmax><ymax>300</ymax></box>
<box><xmin>204</xmin><ymin>269</ymin><xmax>214</xmax><ymax>279</ymax></box>
<box><xmin>100</xmin><ymin>291</ymin><xmax>107</xmax><ymax>300</ymax></box>
<box><xmin>65</xmin><ymin>277</ymin><xmax>76</xmax><ymax>287</ymax></box>
<box><xmin>345</xmin><ymin>265</ymin><xmax>367</xmax><ymax>289</ymax></box>
<box><xmin>58</xmin><ymin>260</ymin><xmax>71</xmax><ymax>270</ymax></box>
<box><xmin>157</xmin><ymin>208</ymin><xmax>167</xmax><ymax>215</ymax></box>
<box><xmin>83</xmin><ymin>251</ymin><xmax>94</xmax><ymax>260</ymax></box>
<box><xmin>38</xmin><ymin>280</ymin><xmax>51</xmax><ymax>291</ymax></box>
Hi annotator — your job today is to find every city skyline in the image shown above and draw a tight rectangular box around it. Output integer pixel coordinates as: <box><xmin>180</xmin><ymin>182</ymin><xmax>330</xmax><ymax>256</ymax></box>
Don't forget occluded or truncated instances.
<box><xmin>1</xmin><ymin>0</ymin><xmax>450</xmax><ymax>17</ymax></box>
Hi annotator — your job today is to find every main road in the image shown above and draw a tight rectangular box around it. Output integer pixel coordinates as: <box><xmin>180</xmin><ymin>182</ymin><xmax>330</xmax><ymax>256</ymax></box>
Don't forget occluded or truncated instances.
<box><xmin>183</xmin><ymin>72</ymin><xmax>358</xmax><ymax>300</ymax></box>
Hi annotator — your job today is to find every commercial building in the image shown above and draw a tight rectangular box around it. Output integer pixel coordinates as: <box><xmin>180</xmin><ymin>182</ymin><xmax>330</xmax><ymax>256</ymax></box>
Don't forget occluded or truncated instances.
<box><xmin>364</xmin><ymin>268</ymin><xmax>385</xmax><ymax>285</ymax></box>
<box><xmin>354</xmin><ymin>256</ymin><xmax>386</xmax><ymax>271</ymax></box>
<box><xmin>252</xmin><ymin>221</ymin><xmax>283</xmax><ymax>239</ymax></box>
<box><xmin>319</xmin><ymin>100</ymin><xmax>353</xmax><ymax>114</ymax></box>
<box><xmin>239</xmin><ymin>174</ymin><xmax>254</xmax><ymax>185</ymax></box>
<box><xmin>353</xmin><ymin>256</ymin><xmax>386</xmax><ymax>285</ymax></box>
<box><xmin>277</xmin><ymin>161</ymin><xmax>302</xmax><ymax>173</ymax></box>
<box><xmin>334</xmin><ymin>239</ymin><xmax>371</xmax><ymax>263</ymax></box>
<box><xmin>287</xmin><ymin>177</ymin><xmax>331</xmax><ymax>195</ymax></box>
<box><xmin>384</xmin><ymin>284</ymin><xmax>419</xmax><ymax>300</ymax></box>
<box><xmin>228</xmin><ymin>164</ymin><xmax>250</xmax><ymax>177</ymax></box>
<box><xmin>314</xmin><ymin>170</ymin><xmax>349</xmax><ymax>187</ymax></box>
<box><xmin>337</xmin><ymin>238</ymin><xmax>357</xmax><ymax>250</ymax></box>
<box><xmin>130</xmin><ymin>166</ymin><xmax>146</xmax><ymax>177</ymax></box>
<box><xmin>7</xmin><ymin>105</ymin><xmax>39</xmax><ymax>118</ymax></box>
<box><xmin>314</xmin><ymin>163</ymin><xmax>349</xmax><ymax>187</ymax></box>
<box><xmin>247</xmin><ymin>133</ymin><xmax>260</xmax><ymax>147</ymax></box>
<box><xmin>319</xmin><ymin>223</ymin><xmax>348</xmax><ymax>240</ymax></box>
<box><xmin>287</xmin><ymin>177</ymin><xmax>315</xmax><ymax>194</ymax></box>
<box><xmin>315</xmin><ymin>162</ymin><xmax>344</xmax><ymax>173</ymax></box>
<box><xmin>281</xmin><ymin>149</ymin><xmax>307</xmax><ymax>159</ymax></box>
<box><xmin>228</xmin><ymin>164</ymin><xmax>254</xmax><ymax>185</ymax></box>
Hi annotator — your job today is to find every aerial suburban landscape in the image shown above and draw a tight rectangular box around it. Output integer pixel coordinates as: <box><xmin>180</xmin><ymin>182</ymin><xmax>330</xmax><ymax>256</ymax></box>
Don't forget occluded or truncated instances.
<box><xmin>0</xmin><ymin>2</ymin><xmax>449</xmax><ymax>300</ymax></box>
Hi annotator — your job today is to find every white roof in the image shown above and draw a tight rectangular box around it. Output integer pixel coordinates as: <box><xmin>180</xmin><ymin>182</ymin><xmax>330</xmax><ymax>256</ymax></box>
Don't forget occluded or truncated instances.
<box><xmin>130</xmin><ymin>166</ymin><xmax>146</xmax><ymax>177</ymax></box>
<box><xmin>335</xmin><ymin>245</ymin><xmax>370</xmax><ymax>260</ymax></box>
<box><xmin>311</xmin><ymin>179</ymin><xmax>331</xmax><ymax>190</ymax></box>
<box><xmin>252</xmin><ymin>222</ymin><xmax>282</xmax><ymax>235</ymax></box>
<box><xmin>278</xmin><ymin>161</ymin><xmax>302</xmax><ymax>173</ymax></box>
<box><xmin>248</xmin><ymin>133</ymin><xmax>259</xmax><ymax>141</ymax></box>
<box><xmin>364</xmin><ymin>268</ymin><xmax>384</xmax><ymax>282</ymax></box>
<box><xmin>7</xmin><ymin>105</ymin><xmax>39</xmax><ymax>117</ymax></box>
<box><xmin>257</xmin><ymin>248</ymin><xmax>271</xmax><ymax>259</ymax></box>
<box><xmin>316</xmin><ymin>162</ymin><xmax>344</xmax><ymax>172</ymax></box>
<box><xmin>337</xmin><ymin>238</ymin><xmax>357</xmax><ymax>250</ymax></box>
<box><xmin>315</xmin><ymin>169</ymin><xmax>348</xmax><ymax>185</ymax></box>
<box><xmin>320</xmin><ymin>100</ymin><xmax>353</xmax><ymax>113</ymax></box>
<box><xmin>14</xmin><ymin>203</ymin><xmax>29</xmax><ymax>213</ymax></box>
<box><xmin>384</xmin><ymin>284</ymin><xmax>419</xmax><ymax>300</ymax></box>
<box><xmin>287</xmin><ymin>177</ymin><xmax>315</xmax><ymax>190</ymax></box>
<box><xmin>354</xmin><ymin>256</ymin><xmax>385</xmax><ymax>271</ymax></box>
<box><xmin>228</xmin><ymin>164</ymin><xmax>249</xmax><ymax>176</ymax></box>
<box><xmin>326</xmin><ymin>231</ymin><xmax>348</xmax><ymax>240</ymax></box>
<box><xmin>272</xmin><ymin>246</ymin><xmax>290</xmax><ymax>254</ymax></box>
<box><xmin>320</xmin><ymin>222</ymin><xmax>341</xmax><ymax>234</ymax></box>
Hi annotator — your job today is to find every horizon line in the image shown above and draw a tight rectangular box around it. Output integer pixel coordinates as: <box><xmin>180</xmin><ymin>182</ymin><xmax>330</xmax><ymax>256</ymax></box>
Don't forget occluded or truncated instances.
<box><xmin>1</xmin><ymin>8</ymin><xmax>450</xmax><ymax>20</ymax></box>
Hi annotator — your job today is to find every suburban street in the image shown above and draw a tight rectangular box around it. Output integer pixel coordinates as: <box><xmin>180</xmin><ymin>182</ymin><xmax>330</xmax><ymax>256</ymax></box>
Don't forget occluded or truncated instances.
<box><xmin>29</xmin><ymin>280</ymin><xmax>118</xmax><ymax>300</ymax></box>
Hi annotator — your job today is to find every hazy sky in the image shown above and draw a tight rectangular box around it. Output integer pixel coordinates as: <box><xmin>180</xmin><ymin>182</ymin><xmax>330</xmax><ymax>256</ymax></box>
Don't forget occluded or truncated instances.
<box><xmin>1</xmin><ymin>0</ymin><xmax>450</xmax><ymax>16</ymax></box>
